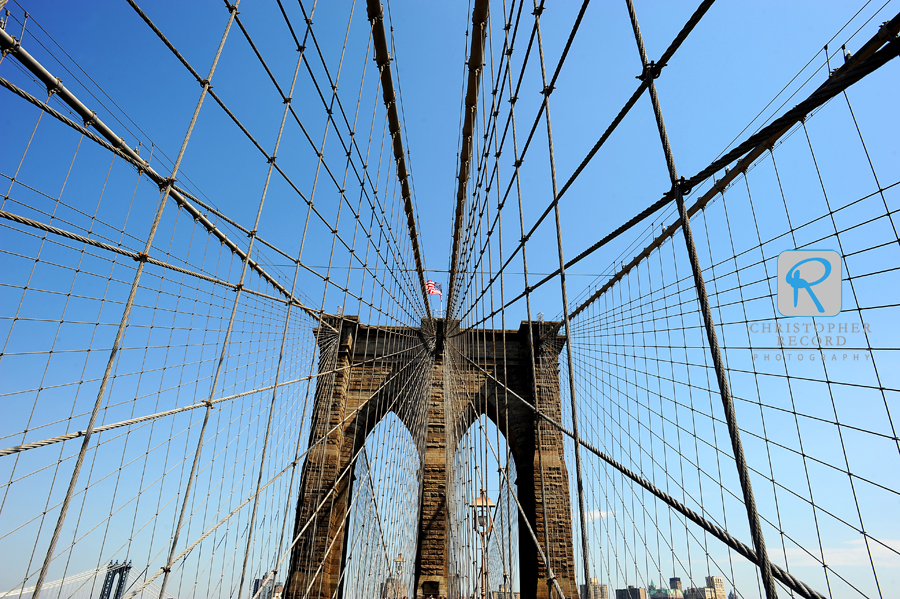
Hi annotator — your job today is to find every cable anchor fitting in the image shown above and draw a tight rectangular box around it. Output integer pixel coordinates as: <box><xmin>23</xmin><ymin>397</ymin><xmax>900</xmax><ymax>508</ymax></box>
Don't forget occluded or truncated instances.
<box><xmin>676</xmin><ymin>176</ymin><xmax>692</xmax><ymax>197</ymax></box>
<box><xmin>637</xmin><ymin>60</ymin><xmax>666</xmax><ymax>82</ymax></box>
<box><xmin>1</xmin><ymin>35</ymin><xmax>20</xmax><ymax>58</ymax></box>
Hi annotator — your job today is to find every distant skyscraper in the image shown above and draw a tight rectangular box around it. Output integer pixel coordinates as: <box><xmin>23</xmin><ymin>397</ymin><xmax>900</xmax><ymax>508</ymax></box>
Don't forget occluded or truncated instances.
<box><xmin>669</xmin><ymin>578</ymin><xmax>683</xmax><ymax>591</ymax></box>
<box><xmin>705</xmin><ymin>577</ymin><xmax>726</xmax><ymax>599</ymax></box>
<box><xmin>251</xmin><ymin>577</ymin><xmax>275</xmax><ymax>599</ymax></box>
<box><xmin>581</xmin><ymin>577</ymin><xmax>609</xmax><ymax>599</ymax></box>
<box><xmin>615</xmin><ymin>586</ymin><xmax>647</xmax><ymax>599</ymax></box>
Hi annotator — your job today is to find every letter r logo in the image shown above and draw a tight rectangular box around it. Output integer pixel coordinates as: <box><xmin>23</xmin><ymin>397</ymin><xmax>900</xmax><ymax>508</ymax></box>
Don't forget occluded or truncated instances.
<box><xmin>778</xmin><ymin>250</ymin><xmax>842</xmax><ymax>317</ymax></box>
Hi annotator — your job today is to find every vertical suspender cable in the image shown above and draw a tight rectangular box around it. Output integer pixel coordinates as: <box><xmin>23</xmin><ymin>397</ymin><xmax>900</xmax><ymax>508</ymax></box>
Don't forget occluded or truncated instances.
<box><xmin>620</xmin><ymin>0</ymin><xmax>778</xmax><ymax>596</ymax></box>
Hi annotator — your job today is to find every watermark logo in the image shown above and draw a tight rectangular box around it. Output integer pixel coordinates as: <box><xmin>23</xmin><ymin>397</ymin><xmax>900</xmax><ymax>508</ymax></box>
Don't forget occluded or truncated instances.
<box><xmin>777</xmin><ymin>250</ymin><xmax>841</xmax><ymax>317</ymax></box>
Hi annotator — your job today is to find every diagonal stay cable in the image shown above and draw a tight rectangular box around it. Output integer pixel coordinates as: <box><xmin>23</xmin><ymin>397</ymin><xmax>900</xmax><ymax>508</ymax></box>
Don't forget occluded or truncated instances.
<box><xmin>0</xmin><ymin>39</ymin><xmax>332</xmax><ymax>330</ymax></box>
<box><xmin>462</xmin><ymin>14</ymin><xmax>900</xmax><ymax>331</ymax></box>
<box><xmin>450</xmin><ymin>345</ymin><xmax>827</xmax><ymax>599</ymax></box>
<box><xmin>455</xmin><ymin>0</ymin><xmax>716</xmax><ymax>324</ymax></box>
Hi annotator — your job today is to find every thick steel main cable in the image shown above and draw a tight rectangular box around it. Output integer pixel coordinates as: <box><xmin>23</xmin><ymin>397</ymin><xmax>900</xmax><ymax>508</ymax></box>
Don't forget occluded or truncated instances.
<box><xmin>453</xmin><ymin>1</ymin><xmax>716</xmax><ymax>325</ymax></box>
<box><xmin>565</xmin><ymin>13</ymin><xmax>900</xmax><ymax>326</ymax></box>
<box><xmin>530</xmin><ymin>2</ymin><xmax>592</xmax><ymax>593</ymax></box>
<box><xmin>366</xmin><ymin>0</ymin><xmax>433</xmax><ymax>322</ymax></box>
<box><xmin>6</xmin><ymin>7</ymin><xmax>243</xmax><ymax>599</ymax></box>
<box><xmin>451</xmin><ymin>346</ymin><xmax>828</xmax><ymax>599</ymax></box>
<box><xmin>123</xmin><ymin>0</ymin><xmax>428</xmax><ymax>326</ymax></box>
<box><xmin>446</xmin><ymin>0</ymin><xmax>489</xmax><ymax>315</ymax></box>
<box><xmin>466</xmin><ymin>12</ymin><xmax>900</xmax><ymax>332</ymax></box>
<box><xmin>0</xmin><ymin>30</ymin><xmax>332</xmax><ymax>329</ymax></box>
<box><xmin>0</xmin><ymin>31</ymin><xmax>422</xmax><ymax>329</ymax></box>
<box><xmin>1</xmin><ymin>6</ymin><xmax>431</xmax><ymax>599</ymax></box>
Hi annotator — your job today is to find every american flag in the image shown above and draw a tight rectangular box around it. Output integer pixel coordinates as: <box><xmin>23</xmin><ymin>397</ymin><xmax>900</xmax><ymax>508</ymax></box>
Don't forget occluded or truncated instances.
<box><xmin>426</xmin><ymin>280</ymin><xmax>442</xmax><ymax>296</ymax></box>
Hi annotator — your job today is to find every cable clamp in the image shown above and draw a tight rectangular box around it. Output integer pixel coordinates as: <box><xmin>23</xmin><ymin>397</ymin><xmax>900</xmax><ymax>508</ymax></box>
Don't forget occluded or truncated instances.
<box><xmin>513</xmin><ymin>159</ymin><xmax>523</xmax><ymax>168</ymax></box>
<box><xmin>638</xmin><ymin>60</ymin><xmax>666</xmax><ymax>82</ymax></box>
<box><xmin>203</xmin><ymin>399</ymin><xmax>215</xmax><ymax>409</ymax></box>
<box><xmin>1</xmin><ymin>36</ymin><xmax>20</xmax><ymax>58</ymax></box>
<box><xmin>283</xmin><ymin>96</ymin><xmax>292</xmax><ymax>104</ymax></box>
<box><xmin>158</xmin><ymin>177</ymin><xmax>175</xmax><ymax>191</ymax></box>
<box><xmin>83</xmin><ymin>110</ymin><xmax>98</xmax><ymax>128</ymax></box>
<box><xmin>268</xmin><ymin>155</ymin><xmax>277</xmax><ymax>164</ymax></box>
<box><xmin>508</xmin><ymin>95</ymin><xmax>518</xmax><ymax>105</ymax></box>
<box><xmin>235</xmin><ymin>283</ymin><xmax>243</xmax><ymax>291</ymax></box>
<box><xmin>248</xmin><ymin>229</ymin><xmax>257</xmax><ymax>238</ymax></box>
<box><xmin>45</xmin><ymin>76</ymin><xmax>63</xmax><ymax>97</ymax></box>
<box><xmin>676</xmin><ymin>176</ymin><xmax>692</xmax><ymax>197</ymax></box>
<box><xmin>532</xmin><ymin>6</ymin><xmax>544</xmax><ymax>16</ymax></box>
<box><xmin>227</xmin><ymin>3</ymin><xmax>238</xmax><ymax>14</ymax></box>
<box><xmin>200</xmin><ymin>78</ymin><xmax>212</xmax><ymax>90</ymax></box>
<box><xmin>506</xmin><ymin>46</ymin><xmax>514</xmax><ymax>57</ymax></box>
<box><xmin>134</xmin><ymin>252</ymin><xmax>149</xmax><ymax>263</ymax></box>
<box><xmin>541</xmin><ymin>84</ymin><xmax>555</xmax><ymax>96</ymax></box>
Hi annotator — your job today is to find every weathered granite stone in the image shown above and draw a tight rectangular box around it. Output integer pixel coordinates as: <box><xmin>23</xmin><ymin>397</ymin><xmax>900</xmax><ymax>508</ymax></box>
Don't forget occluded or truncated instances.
<box><xmin>284</xmin><ymin>318</ymin><xmax>576</xmax><ymax>599</ymax></box>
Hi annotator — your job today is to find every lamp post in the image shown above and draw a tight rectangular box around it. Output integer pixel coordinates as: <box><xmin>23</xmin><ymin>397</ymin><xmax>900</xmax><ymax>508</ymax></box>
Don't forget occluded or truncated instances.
<box><xmin>469</xmin><ymin>488</ymin><xmax>495</xmax><ymax>599</ymax></box>
<box><xmin>393</xmin><ymin>552</ymin><xmax>405</xmax><ymax>599</ymax></box>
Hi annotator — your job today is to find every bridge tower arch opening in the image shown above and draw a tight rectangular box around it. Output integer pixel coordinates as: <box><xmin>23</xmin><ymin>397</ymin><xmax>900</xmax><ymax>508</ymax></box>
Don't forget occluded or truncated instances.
<box><xmin>342</xmin><ymin>411</ymin><xmax>423</xmax><ymax>599</ymax></box>
<box><xmin>447</xmin><ymin>413</ymin><xmax>522</xmax><ymax>599</ymax></box>
<box><xmin>284</xmin><ymin>318</ymin><xmax>577</xmax><ymax>599</ymax></box>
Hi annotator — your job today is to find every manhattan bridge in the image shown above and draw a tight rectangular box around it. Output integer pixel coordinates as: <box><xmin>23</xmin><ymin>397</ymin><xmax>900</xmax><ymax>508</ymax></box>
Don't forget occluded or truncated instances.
<box><xmin>0</xmin><ymin>1</ymin><xmax>898</xmax><ymax>599</ymax></box>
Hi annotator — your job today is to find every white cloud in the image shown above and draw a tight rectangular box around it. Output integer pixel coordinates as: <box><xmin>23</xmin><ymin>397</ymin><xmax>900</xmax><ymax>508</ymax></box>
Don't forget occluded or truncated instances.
<box><xmin>769</xmin><ymin>539</ymin><xmax>900</xmax><ymax>568</ymax></box>
<box><xmin>586</xmin><ymin>510</ymin><xmax>615</xmax><ymax>522</ymax></box>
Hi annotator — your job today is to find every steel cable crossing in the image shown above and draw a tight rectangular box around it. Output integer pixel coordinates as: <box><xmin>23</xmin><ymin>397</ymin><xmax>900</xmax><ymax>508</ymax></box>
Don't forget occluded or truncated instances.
<box><xmin>444</xmin><ymin>2</ymin><xmax>898</xmax><ymax>599</ymax></box>
<box><xmin>1</xmin><ymin>2</ymin><xmax>899</xmax><ymax>599</ymax></box>
<box><xmin>1</xmin><ymin>3</ymin><xmax>433</xmax><ymax>599</ymax></box>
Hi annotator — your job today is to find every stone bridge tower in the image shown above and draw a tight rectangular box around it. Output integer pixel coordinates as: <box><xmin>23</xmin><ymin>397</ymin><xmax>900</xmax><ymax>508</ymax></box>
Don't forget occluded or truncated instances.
<box><xmin>284</xmin><ymin>317</ymin><xmax>577</xmax><ymax>599</ymax></box>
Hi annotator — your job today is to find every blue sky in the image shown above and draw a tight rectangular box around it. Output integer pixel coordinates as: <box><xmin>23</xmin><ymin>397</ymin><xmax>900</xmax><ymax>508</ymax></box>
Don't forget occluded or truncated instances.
<box><xmin>1</xmin><ymin>1</ymin><xmax>899</xmax><ymax>598</ymax></box>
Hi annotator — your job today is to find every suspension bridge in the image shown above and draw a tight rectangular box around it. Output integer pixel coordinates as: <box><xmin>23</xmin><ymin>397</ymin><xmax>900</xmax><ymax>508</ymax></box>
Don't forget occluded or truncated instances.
<box><xmin>1</xmin><ymin>1</ymin><xmax>898</xmax><ymax>598</ymax></box>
